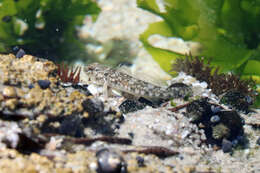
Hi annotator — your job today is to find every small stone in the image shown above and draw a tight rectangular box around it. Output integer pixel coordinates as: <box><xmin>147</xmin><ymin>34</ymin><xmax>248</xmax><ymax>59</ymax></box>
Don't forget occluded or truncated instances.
<box><xmin>128</xmin><ymin>132</ymin><xmax>134</xmax><ymax>138</ymax></box>
<box><xmin>185</xmin><ymin>98</ymin><xmax>212</xmax><ymax>122</ymax></box>
<box><xmin>136</xmin><ymin>156</ymin><xmax>145</xmax><ymax>167</ymax></box>
<box><xmin>28</xmin><ymin>84</ymin><xmax>34</xmax><ymax>89</ymax></box>
<box><xmin>16</xmin><ymin>48</ymin><xmax>26</xmax><ymax>58</ymax></box>
<box><xmin>89</xmin><ymin>162</ymin><xmax>98</xmax><ymax>171</ymax></box>
<box><xmin>59</xmin><ymin>115</ymin><xmax>85</xmax><ymax>137</ymax></box>
<box><xmin>222</xmin><ymin>139</ymin><xmax>233</xmax><ymax>153</ymax></box>
<box><xmin>3</xmin><ymin>86</ymin><xmax>17</xmax><ymax>98</ymax></box>
<box><xmin>37</xmin><ymin>80</ymin><xmax>51</xmax><ymax>89</ymax></box>
<box><xmin>96</xmin><ymin>148</ymin><xmax>127</xmax><ymax>173</ymax></box>
<box><xmin>36</xmin><ymin>114</ymin><xmax>47</xmax><ymax>123</ymax></box>
<box><xmin>256</xmin><ymin>137</ymin><xmax>260</xmax><ymax>145</ymax></box>
<box><xmin>2</xmin><ymin>16</ymin><xmax>11</xmax><ymax>22</ymax></box>
<box><xmin>82</xmin><ymin>98</ymin><xmax>104</xmax><ymax>116</ymax></box>
<box><xmin>0</xmin><ymin>120</ymin><xmax>21</xmax><ymax>148</ymax></box>
<box><xmin>5</xmin><ymin>98</ymin><xmax>18</xmax><ymax>110</ymax></box>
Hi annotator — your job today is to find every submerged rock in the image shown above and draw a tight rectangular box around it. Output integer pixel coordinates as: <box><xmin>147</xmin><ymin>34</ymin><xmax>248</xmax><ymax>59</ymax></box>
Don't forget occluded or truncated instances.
<box><xmin>222</xmin><ymin>139</ymin><xmax>233</xmax><ymax>153</ymax></box>
<box><xmin>37</xmin><ymin>80</ymin><xmax>51</xmax><ymax>89</ymax></box>
<box><xmin>96</xmin><ymin>148</ymin><xmax>127</xmax><ymax>173</ymax></box>
<box><xmin>185</xmin><ymin>98</ymin><xmax>212</xmax><ymax>122</ymax></box>
<box><xmin>185</xmin><ymin>98</ymin><xmax>244</xmax><ymax>146</ymax></box>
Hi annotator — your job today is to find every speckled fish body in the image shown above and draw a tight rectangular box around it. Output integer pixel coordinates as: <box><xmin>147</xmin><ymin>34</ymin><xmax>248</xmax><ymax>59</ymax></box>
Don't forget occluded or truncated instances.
<box><xmin>84</xmin><ymin>63</ymin><xmax>191</xmax><ymax>100</ymax></box>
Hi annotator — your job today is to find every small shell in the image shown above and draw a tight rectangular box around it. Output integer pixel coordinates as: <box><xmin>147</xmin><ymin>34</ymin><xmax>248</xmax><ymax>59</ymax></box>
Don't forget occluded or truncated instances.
<box><xmin>210</xmin><ymin>115</ymin><xmax>220</xmax><ymax>123</ymax></box>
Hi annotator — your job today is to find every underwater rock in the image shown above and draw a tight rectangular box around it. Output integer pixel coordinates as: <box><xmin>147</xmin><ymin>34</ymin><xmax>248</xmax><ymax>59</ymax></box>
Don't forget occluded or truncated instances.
<box><xmin>185</xmin><ymin>98</ymin><xmax>212</xmax><ymax>122</ymax></box>
<box><xmin>216</xmin><ymin>111</ymin><xmax>243</xmax><ymax>135</ymax></box>
<box><xmin>15</xmin><ymin>49</ymin><xmax>26</xmax><ymax>58</ymax></box>
<box><xmin>0</xmin><ymin>120</ymin><xmax>21</xmax><ymax>148</ymax></box>
<box><xmin>185</xmin><ymin>98</ymin><xmax>244</xmax><ymax>145</ymax></box>
<box><xmin>82</xmin><ymin>98</ymin><xmax>104</xmax><ymax>116</ymax></box>
<box><xmin>37</xmin><ymin>80</ymin><xmax>51</xmax><ymax>89</ymax></box>
<box><xmin>41</xmin><ymin>115</ymin><xmax>86</xmax><ymax>137</ymax></box>
<box><xmin>59</xmin><ymin>115</ymin><xmax>85</xmax><ymax>137</ymax></box>
<box><xmin>96</xmin><ymin>148</ymin><xmax>127</xmax><ymax>173</ymax></box>
<box><xmin>2</xmin><ymin>86</ymin><xmax>17</xmax><ymax>98</ymax></box>
<box><xmin>136</xmin><ymin>156</ymin><xmax>145</xmax><ymax>167</ymax></box>
<box><xmin>222</xmin><ymin>139</ymin><xmax>233</xmax><ymax>153</ymax></box>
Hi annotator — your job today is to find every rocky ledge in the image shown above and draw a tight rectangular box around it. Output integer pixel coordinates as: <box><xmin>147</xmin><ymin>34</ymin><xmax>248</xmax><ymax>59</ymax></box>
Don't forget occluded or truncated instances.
<box><xmin>0</xmin><ymin>53</ymin><xmax>259</xmax><ymax>173</ymax></box>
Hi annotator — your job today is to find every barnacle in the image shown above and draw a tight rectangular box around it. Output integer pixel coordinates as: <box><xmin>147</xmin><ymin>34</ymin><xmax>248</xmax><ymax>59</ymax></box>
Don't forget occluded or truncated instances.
<box><xmin>212</xmin><ymin>123</ymin><xmax>230</xmax><ymax>140</ymax></box>
<box><xmin>57</xmin><ymin>63</ymin><xmax>81</xmax><ymax>84</ymax></box>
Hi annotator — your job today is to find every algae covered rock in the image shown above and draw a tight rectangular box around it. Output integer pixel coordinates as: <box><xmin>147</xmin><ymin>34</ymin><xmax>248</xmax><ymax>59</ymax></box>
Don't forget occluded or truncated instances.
<box><xmin>185</xmin><ymin>98</ymin><xmax>244</xmax><ymax>145</ymax></box>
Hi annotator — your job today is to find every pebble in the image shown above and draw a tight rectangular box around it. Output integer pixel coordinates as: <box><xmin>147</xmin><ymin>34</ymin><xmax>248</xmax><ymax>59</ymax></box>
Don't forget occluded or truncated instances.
<box><xmin>2</xmin><ymin>15</ymin><xmax>11</xmax><ymax>22</ymax></box>
<box><xmin>89</xmin><ymin>162</ymin><xmax>98</xmax><ymax>171</ymax></box>
<box><xmin>222</xmin><ymin>139</ymin><xmax>233</xmax><ymax>153</ymax></box>
<box><xmin>2</xmin><ymin>86</ymin><xmax>17</xmax><ymax>98</ymax></box>
<box><xmin>5</xmin><ymin>99</ymin><xmax>18</xmax><ymax>110</ymax></box>
<box><xmin>37</xmin><ymin>80</ymin><xmax>51</xmax><ymax>89</ymax></box>
<box><xmin>82</xmin><ymin>98</ymin><xmax>104</xmax><ymax>116</ymax></box>
<box><xmin>0</xmin><ymin>120</ymin><xmax>22</xmax><ymax>148</ymax></box>
<box><xmin>59</xmin><ymin>115</ymin><xmax>85</xmax><ymax>137</ymax></box>
<box><xmin>128</xmin><ymin>132</ymin><xmax>134</xmax><ymax>138</ymax></box>
<box><xmin>136</xmin><ymin>156</ymin><xmax>145</xmax><ymax>167</ymax></box>
<box><xmin>28</xmin><ymin>84</ymin><xmax>34</xmax><ymax>89</ymax></box>
<box><xmin>15</xmin><ymin>49</ymin><xmax>26</xmax><ymax>58</ymax></box>
<box><xmin>96</xmin><ymin>148</ymin><xmax>127</xmax><ymax>173</ymax></box>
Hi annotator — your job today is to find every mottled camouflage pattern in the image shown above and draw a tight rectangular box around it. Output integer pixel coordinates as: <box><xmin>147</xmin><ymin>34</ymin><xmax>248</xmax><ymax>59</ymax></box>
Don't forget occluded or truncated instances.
<box><xmin>84</xmin><ymin>63</ymin><xmax>191</xmax><ymax>100</ymax></box>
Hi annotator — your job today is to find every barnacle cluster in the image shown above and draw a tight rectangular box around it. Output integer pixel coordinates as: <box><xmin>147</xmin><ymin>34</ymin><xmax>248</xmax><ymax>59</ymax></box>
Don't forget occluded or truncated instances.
<box><xmin>185</xmin><ymin>98</ymin><xmax>244</xmax><ymax>147</ymax></box>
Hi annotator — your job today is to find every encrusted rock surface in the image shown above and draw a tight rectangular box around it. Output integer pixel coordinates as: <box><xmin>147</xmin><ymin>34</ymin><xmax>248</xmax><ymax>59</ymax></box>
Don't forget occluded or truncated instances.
<box><xmin>0</xmin><ymin>0</ymin><xmax>259</xmax><ymax>172</ymax></box>
<box><xmin>0</xmin><ymin>53</ymin><xmax>259</xmax><ymax>173</ymax></box>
